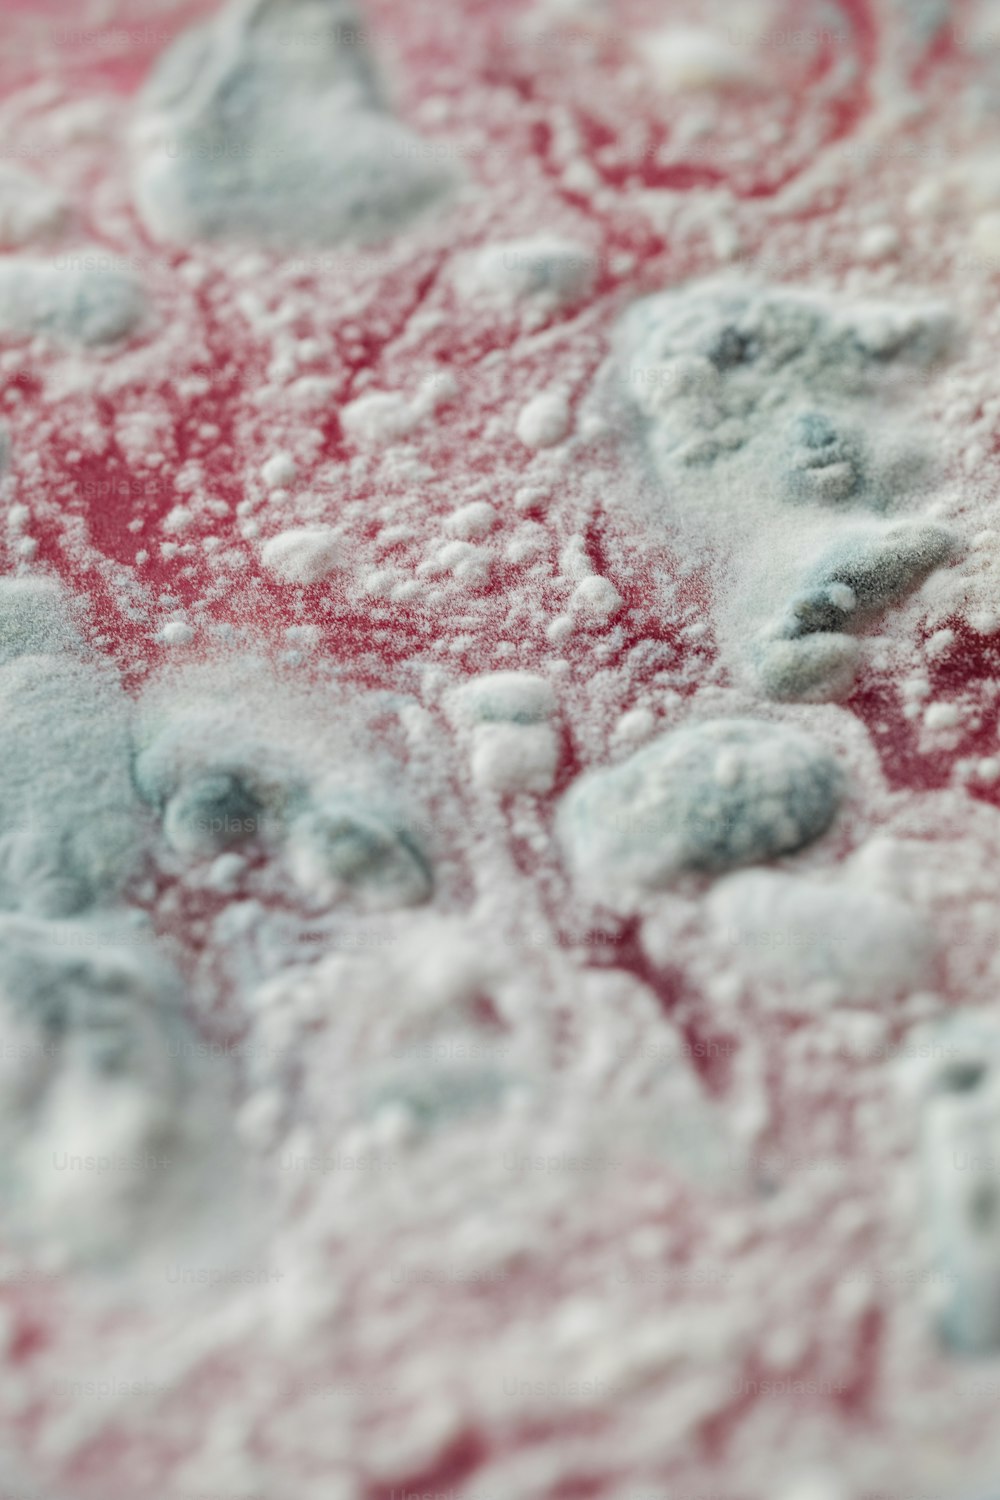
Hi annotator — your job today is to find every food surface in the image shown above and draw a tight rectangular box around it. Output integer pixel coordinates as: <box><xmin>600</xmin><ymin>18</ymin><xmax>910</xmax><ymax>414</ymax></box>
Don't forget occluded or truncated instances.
<box><xmin>3</xmin><ymin>2</ymin><xmax>1000</xmax><ymax>1498</ymax></box>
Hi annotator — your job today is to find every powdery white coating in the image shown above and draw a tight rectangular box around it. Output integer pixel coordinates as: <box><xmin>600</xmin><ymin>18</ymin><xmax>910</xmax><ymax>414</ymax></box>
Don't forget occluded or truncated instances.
<box><xmin>443</xmin><ymin>501</ymin><xmax>496</xmax><ymax>540</ymax></box>
<box><xmin>452</xmin><ymin>236</ymin><xmax>599</xmax><ymax>312</ymax></box>
<box><xmin>785</xmin><ymin>521</ymin><xmax>958</xmax><ymax>634</ymax></box>
<box><xmin>516</xmin><ymin>389</ymin><xmax>572</xmax><ymax>449</ymax></box>
<box><xmin>260</xmin><ymin>527</ymin><xmax>342</xmax><ymax>584</ymax></box>
<box><xmin>612</xmin><ymin>279</ymin><xmax>960</xmax><ymax>701</ymax></box>
<box><xmin>130</xmin><ymin>0</ymin><xmax>454</xmax><ymax>247</ymax></box>
<box><xmin>617</xmin><ymin>280</ymin><xmax>953</xmax><ymax>492</ymax></box>
<box><xmin>133</xmin><ymin>669</ymin><xmax>320</xmax><ymax>868</ymax></box>
<box><xmin>570</xmin><ymin>574</ymin><xmax>624</xmax><ymax>626</ymax></box>
<box><xmin>132</xmin><ymin>665</ymin><xmax>335</xmax><ymax>869</ymax></box>
<box><xmin>260</xmin><ymin>451</ymin><xmax>297</xmax><ymax>489</ymax></box>
<box><xmin>159</xmin><ymin>620</ymin><xmax>195</xmax><ymax>646</ymax></box>
<box><xmin>0</xmin><ymin>582</ymin><xmax>140</xmax><ymax>916</ymax></box>
<box><xmin>0</xmin><ymin>256</ymin><xmax>147</xmax><ymax>345</ymax></box>
<box><xmin>133</xmin><ymin>662</ymin><xmax>436</xmax><ymax>924</ymax></box>
<box><xmin>363</xmin><ymin>1059</ymin><xmax>514</xmax><ymax>1137</ymax></box>
<box><xmin>917</xmin><ymin>1016</ymin><xmax>1000</xmax><ymax>1354</ymax></box>
<box><xmin>447</xmin><ymin>671</ymin><xmax>555</xmax><ymax>725</ymax></box>
<box><xmin>340</xmin><ymin>389</ymin><xmax>420</xmax><ymax>448</ymax></box>
<box><xmin>642</xmin><ymin>26</ymin><xmax>756</xmax><ymax>92</ymax></box>
<box><xmin>163</xmin><ymin>771</ymin><xmax>268</xmax><ymax>859</ymax></box>
<box><xmin>0</xmin><ymin>165</ymin><xmax>67</xmax><ymax>248</ymax></box>
<box><xmin>924</xmin><ymin>700</ymin><xmax>961</xmax><ymax>730</ymax></box>
<box><xmin>557</xmin><ymin>718</ymin><xmax>843</xmax><ymax>900</ymax></box>
<box><xmin>858</xmin><ymin>224</ymin><xmax>900</xmax><ymax>262</ymax></box>
<box><xmin>286</xmin><ymin>800</ymin><xmax>432</xmax><ymax>909</ymax></box>
<box><xmin>469</xmin><ymin>722</ymin><xmax>560</xmax><ymax>794</ymax></box>
<box><xmin>755</xmin><ymin>519</ymin><xmax>959</xmax><ymax>699</ymax></box>
<box><xmin>706</xmin><ymin>869</ymin><xmax>934</xmax><ymax>1009</ymax></box>
<box><xmin>755</xmin><ymin>521</ymin><xmax>956</xmax><ymax>700</ymax></box>
<box><xmin>12</xmin><ymin>10</ymin><xmax>1000</xmax><ymax>1496</ymax></box>
<box><xmin>447</xmin><ymin>672</ymin><xmax>560</xmax><ymax>792</ymax></box>
<box><xmin>0</xmin><ymin>576</ymin><xmax>85</xmax><ymax>664</ymax></box>
<box><xmin>0</xmin><ymin>915</ymin><xmax>239</xmax><ymax>1260</ymax></box>
<box><xmin>233</xmin><ymin>929</ymin><xmax>747</xmax><ymax>1486</ymax></box>
<box><xmin>752</xmin><ymin>632</ymin><xmax>862</xmax><ymax>704</ymax></box>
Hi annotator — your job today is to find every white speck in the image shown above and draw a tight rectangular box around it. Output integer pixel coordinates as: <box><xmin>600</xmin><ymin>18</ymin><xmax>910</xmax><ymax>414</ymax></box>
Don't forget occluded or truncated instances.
<box><xmin>0</xmin><ymin>165</ymin><xmax>66</xmax><ymax>248</ymax></box>
<box><xmin>453</xmin><ymin>236</ymin><xmax>598</xmax><ymax>311</ymax></box>
<box><xmin>260</xmin><ymin>527</ymin><xmax>342</xmax><ymax>584</ymax></box>
<box><xmin>261</xmin><ymin>451</ymin><xmax>297</xmax><ymax>489</ymax></box>
<box><xmin>615</xmin><ymin>707</ymin><xmax>656</xmax><ymax>743</ymax></box>
<box><xmin>163</xmin><ymin>505</ymin><xmax>195</xmax><ymax>534</ymax></box>
<box><xmin>971</xmin><ymin>210</ymin><xmax>1000</xmax><ymax>264</ymax></box>
<box><xmin>414</xmin><ymin>369</ymin><xmax>459</xmax><ymax>416</ymax></box>
<box><xmin>505</xmin><ymin>524</ymin><xmax>547</xmax><ymax>564</ymax></box>
<box><xmin>340</xmin><ymin>389</ymin><xmax>418</xmax><ymax>448</ymax></box>
<box><xmin>925</xmin><ymin>628</ymin><xmax>955</xmax><ymax>659</ymax></box>
<box><xmin>449</xmin><ymin>671</ymin><xmax>554</xmax><ymax>725</ymax></box>
<box><xmin>236</xmin><ymin>1089</ymin><xmax>283</xmax><ymax>1148</ymax></box>
<box><xmin>570</xmin><ymin>574</ymin><xmax>623</xmax><ymax>625</ymax></box>
<box><xmin>470</xmin><ymin>722</ymin><xmax>559</xmax><ymax>794</ymax></box>
<box><xmin>206</xmin><ymin>852</ymin><xmax>245</xmax><ymax>892</ymax></box>
<box><xmin>642</xmin><ymin>26</ymin><xmax>754</xmax><ymax>92</ymax></box>
<box><xmin>559</xmin><ymin>535</ymin><xmax>594</xmax><ymax>581</ymax></box>
<box><xmin>444</xmin><ymin>501</ymin><xmax>496</xmax><ymax>540</ymax></box>
<box><xmin>858</xmin><ymin>224</ymin><xmax>900</xmax><ymax>262</ymax></box>
<box><xmin>159</xmin><ymin>621</ymin><xmax>195</xmax><ymax>646</ymax></box>
<box><xmin>924</xmin><ymin>700</ymin><xmax>961</xmax><ymax>730</ymax></box>
<box><xmin>516</xmin><ymin>390</ymin><xmax>572</xmax><ymax>450</ymax></box>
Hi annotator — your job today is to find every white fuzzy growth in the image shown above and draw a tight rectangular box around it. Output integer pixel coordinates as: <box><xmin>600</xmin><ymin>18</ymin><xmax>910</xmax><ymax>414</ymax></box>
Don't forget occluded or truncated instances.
<box><xmin>0</xmin><ymin>256</ymin><xmax>147</xmax><ymax>345</ymax></box>
<box><xmin>159</xmin><ymin>620</ymin><xmax>195</xmax><ymax>646</ymax></box>
<box><xmin>340</xmin><ymin>390</ymin><xmax>419</xmax><ymax>448</ymax></box>
<box><xmin>470</xmin><ymin>723</ymin><xmax>560</xmax><ymax>794</ymax></box>
<box><xmin>919</xmin><ymin>1019</ymin><xmax>1000</xmax><ymax>1353</ymax></box>
<box><xmin>707</xmin><ymin>870</ymin><xmax>933</xmax><ymax>1008</ymax></box>
<box><xmin>0</xmin><ymin>166</ymin><xmax>67</xmax><ymax>248</ymax></box>
<box><xmin>558</xmin><ymin>718</ymin><xmax>842</xmax><ymax>904</ymax></box>
<box><xmin>286</xmin><ymin>801</ymin><xmax>431</xmax><ymax>910</ymax></box>
<box><xmin>642</xmin><ymin>27</ymin><xmax>756</xmax><ymax>92</ymax></box>
<box><xmin>453</xmin><ymin>236</ymin><xmax>598</xmax><ymax>311</ymax></box>
<box><xmin>261</xmin><ymin>527</ymin><xmax>342</xmax><ymax>583</ymax></box>
<box><xmin>261</xmin><ymin>451</ymin><xmax>297</xmax><ymax>489</ymax></box>
<box><xmin>447</xmin><ymin>671</ymin><xmax>555</xmax><ymax>726</ymax></box>
<box><xmin>0</xmin><ymin>576</ymin><xmax>84</xmax><ymax>662</ymax></box>
<box><xmin>516</xmin><ymin>390</ymin><xmax>572</xmax><ymax>450</ymax></box>
<box><xmin>0</xmin><ymin>914</ymin><xmax>240</xmax><ymax>1260</ymax></box>
<box><xmin>130</xmin><ymin>0</ymin><xmax>454</xmax><ymax>247</ymax></box>
<box><xmin>444</xmin><ymin>502</ymin><xmax>496</xmax><ymax>540</ymax></box>
<box><xmin>613</xmin><ymin>280</ymin><xmax>959</xmax><ymax>701</ymax></box>
<box><xmin>0</xmin><ymin>579</ymin><xmax>139</xmax><ymax>916</ymax></box>
<box><xmin>570</xmin><ymin>575</ymin><xmax>623</xmax><ymax>626</ymax></box>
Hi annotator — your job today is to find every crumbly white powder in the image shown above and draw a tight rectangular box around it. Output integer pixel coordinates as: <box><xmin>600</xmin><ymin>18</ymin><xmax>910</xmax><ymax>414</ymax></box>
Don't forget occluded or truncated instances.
<box><xmin>516</xmin><ymin>388</ymin><xmax>572</xmax><ymax>449</ymax></box>
<box><xmin>5</xmin><ymin>2</ymin><xmax>1000</xmax><ymax>1497</ymax></box>
<box><xmin>0</xmin><ymin>165</ymin><xmax>67</xmax><ymax>249</ymax></box>
<box><xmin>0</xmin><ymin>255</ymin><xmax>147</xmax><ymax>345</ymax></box>
<box><xmin>260</xmin><ymin>526</ymin><xmax>342</xmax><ymax>583</ymax></box>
